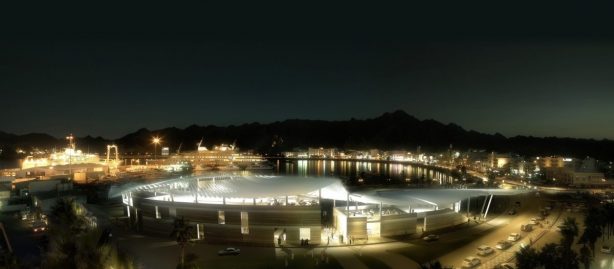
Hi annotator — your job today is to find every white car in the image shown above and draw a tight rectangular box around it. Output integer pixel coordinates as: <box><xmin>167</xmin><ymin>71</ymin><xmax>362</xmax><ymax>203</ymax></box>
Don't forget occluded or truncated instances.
<box><xmin>508</xmin><ymin>233</ymin><xmax>521</xmax><ymax>242</ymax></box>
<box><xmin>495</xmin><ymin>263</ymin><xmax>516</xmax><ymax>269</ymax></box>
<box><xmin>601</xmin><ymin>245</ymin><xmax>612</xmax><ymax>254</ymax></box>
<box><xmin>477</xmin><ymin>245</ymin><xmax>494</xmax><ymax>256</ymax></box>
<box><xmin>496</xmin><ymin>240</ymin><xmax>512</xmax><ymax>250</ymax></box>
<box><xmin>462</xmin><ymin>256</ymin><xmax>481</xmax><ymax>268</ymax></box>
<box><xmin>218</xmin><ymin>247</ymin><xmax>241</xmax><ymax>256</ymax></box>
<box><xmin>422</xmin><ymin>234</ymin><xmax>440</xmax><ymax>241</ymax></box>
<box><xmin>521</xmin><ymin>224</ymin><xmax>533</xmax><ymax>232</ymax></box>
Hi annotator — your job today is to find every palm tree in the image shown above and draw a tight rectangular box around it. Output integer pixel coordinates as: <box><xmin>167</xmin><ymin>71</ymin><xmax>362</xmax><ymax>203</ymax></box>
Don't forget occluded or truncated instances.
<box><xmin>420</xmin><ymin>260</ymin><xmax>443</xmax><ymax>269</ymax></box>
<box><xmin>560</xmin><ymin>217</ymin><xmax>579</xmax><ymax>249</ymax></box>
<box><xmin>606</xmin><ymin>203</ymin><xmax>614</xmax><ymax>239</ymax></box>
<box><xmin>50</xmin><ymin>198</ymin><xmax>87</xmax><ymax>234</ymax></box>
<box><xmin>170</xmin><ymin>217</ymin><xmax>194</xmax><ymax>268</ymax></box>
<box><xmin>539</xmin><ymin>243</ymin><xmax>560</xmax><ymax>269</ymax></box>
<box><xmin>45</xmin><ymin>198</ymin><xmax>135</xmax><ymax>269</ymax></box>
<box><xmin>579</xmin><ymin>244</ymin><xmax>592</xmax><ymax>269</ymax></box>
<box><xmin>581</xmin><ymin>207</ymin><xmax>604</xmax><ymax>255</ymax></box>
<box><xmin>580</xmin><ymin>225</ymin><xmax>601</xmax><ymax>256</ymax></box>
<box><xmin>558</xmin><ymin>247</ymin><xmax>580</xmax><ymax>269</ymax></box>
<box><xmin>516</xmin><ymin>246</ymin><xmax>540</xmax><ymax>269</ymax></box>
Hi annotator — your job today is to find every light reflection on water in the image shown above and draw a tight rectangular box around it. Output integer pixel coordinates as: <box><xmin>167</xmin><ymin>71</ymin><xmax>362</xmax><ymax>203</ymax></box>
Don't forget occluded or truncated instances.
<box><xmin>274</xmin><ymin>159</ymin><xmax>453</xmax><ymax>185</ymax></box>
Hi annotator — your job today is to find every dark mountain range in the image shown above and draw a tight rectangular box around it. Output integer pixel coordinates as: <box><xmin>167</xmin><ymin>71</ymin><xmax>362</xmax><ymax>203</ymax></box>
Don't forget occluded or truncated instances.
<box><xmin>1</xmin><ymin>110</ymin><xmax>613</xmax><ymax>161</ymax></box>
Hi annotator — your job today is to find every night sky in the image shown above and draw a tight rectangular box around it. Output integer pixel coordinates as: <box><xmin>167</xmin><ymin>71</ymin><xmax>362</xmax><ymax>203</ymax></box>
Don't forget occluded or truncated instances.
<box><xmin>2</xmin><ymin>3</ymin><xmax>614</xmax><ymax>139</ymax></box>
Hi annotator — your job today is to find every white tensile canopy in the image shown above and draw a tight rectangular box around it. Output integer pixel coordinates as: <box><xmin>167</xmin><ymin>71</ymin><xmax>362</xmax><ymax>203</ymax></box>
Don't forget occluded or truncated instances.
<box><xmin>110</xmin><ymin>174</ymin><xmax>527</xmax><ymax>208</ymax></box>
<box><xmin>354</xmin><ymin>188</ymin><xmax>529</xmax><ymax>208</ymax></box>
<box><xmin>110</xmin><ymin>175</ymin><xmax>349</xmax><ymax>200</ymax></box>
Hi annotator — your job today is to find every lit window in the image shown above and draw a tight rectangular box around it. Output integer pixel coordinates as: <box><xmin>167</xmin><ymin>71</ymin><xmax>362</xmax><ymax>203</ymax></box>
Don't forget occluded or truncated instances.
<box><xmin>300</xmin><ymin>227</ymin><xmax>310</xmax><ymax>240</ymax></box>
<box><xmin>218</xmin><ymin>211</ymin><xmax>225</xmax><ymax>224</ymax></box>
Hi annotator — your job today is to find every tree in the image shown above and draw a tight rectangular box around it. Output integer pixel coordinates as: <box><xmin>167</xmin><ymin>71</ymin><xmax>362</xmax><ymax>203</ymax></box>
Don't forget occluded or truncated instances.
<box><xmin>581</xmin><ymin>207</ymin><xmax>604</xmax><ymax>255</ymax></box>
<box><xmin>170</xmin><ymin>217</ymin><xmax>194</xmax><ymax>268</ymax></box>
<box><xmin>516</xmin><ymin>246</ymin><xmax>540</xmax><ymax>269</ymax></box>
<box><xmin>420</xmin><ymin>260</ymin><xmax>443</xmax><ymax>269</ymax></box>
<box><xmin>44</xmin><ymin>198</ymin><xmax>135</xmax><ymax>269</ymax></box>
<box><xmin>560</xmin><ymin>217</ymin><xmax>579</xmax><ymax>249</ymax></box>
<box><xmin>50</xmin><ymin>198</ymin><xmax>87</xmax><ymax>234</ymax></box>
<box><xmin>604</xmin><ymin>203</ymin><xmax>614</xmax><ymax>239</ymax></box>
<box><xmin>539</xmin><ymin>243</ymin><xmax>560</xmax><ymax>269</ymax></box>
<box><xmin>579</xmin><ymin>244</ymin><xmax>592</xmax><ymax>269</ymax></box>
<box><xmin>580</xmin><ymin>225</ymin><xmax>601</xmax><ymax>256</ymax></box>
<box><xmin>558</xmin><ymin>247</ymin><xmax>580</xmax><ymax>269</ymax></box>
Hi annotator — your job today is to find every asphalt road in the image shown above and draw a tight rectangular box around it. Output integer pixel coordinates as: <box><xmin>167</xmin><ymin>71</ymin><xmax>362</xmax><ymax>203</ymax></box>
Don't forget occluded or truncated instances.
<box><xmin>437</xmin><ymin>193</ymin><xmax>555</xmax><ymax>268</ymax></box>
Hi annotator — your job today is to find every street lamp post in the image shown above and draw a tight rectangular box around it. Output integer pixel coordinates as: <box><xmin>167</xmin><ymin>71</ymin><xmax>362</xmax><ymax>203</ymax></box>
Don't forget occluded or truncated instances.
<box><xmin>152</xmin><ymin>137</ymin><xmax>161</xmax><ymax>167</ymax></box>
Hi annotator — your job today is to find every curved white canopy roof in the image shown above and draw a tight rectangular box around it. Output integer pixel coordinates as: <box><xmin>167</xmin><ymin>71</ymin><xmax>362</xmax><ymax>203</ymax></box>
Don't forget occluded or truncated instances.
<box><xmin>110</xmin><ymin>175</ymin><xmax>349</xmax><ymax>200</ymax></box>
<box><xmin>110</xmin><ymin>174</ymin><xmax>528</xmax><ymax>208</ymax></box>
<box><xmin>354</xmin><ymin>188</ymin><xmax>529</xmax><ymax>208</ymax></box>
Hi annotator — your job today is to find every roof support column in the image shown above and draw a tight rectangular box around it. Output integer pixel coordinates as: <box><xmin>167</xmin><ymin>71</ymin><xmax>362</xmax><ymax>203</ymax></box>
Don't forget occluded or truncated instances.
<box><xmin>346</xmin><ymin>193</ymin><xmax>349</xmax><ymax>212</ymax></box>
<box><xmin>480</xmin><ymin>195</ymin><xmax>488</xmax><ymax>217</ymax></box>
<box><xmin>253</xmin><ymin>198</ymin><xmax>256</xmax><ymax>205</ymax></box>
<box><xmin>467</xmin><ymin>196</ymin><xmax>470</xmax><ymax>218</ymax></box>
<box><xmin>483</xmin><ymin>194</ymin><xmax>494</xmax><ymax>219</ymax></box>
<box><xmin>223</xmin><ymin>196</ymin><xmax>226</xmax><ymax>205</ymax></box>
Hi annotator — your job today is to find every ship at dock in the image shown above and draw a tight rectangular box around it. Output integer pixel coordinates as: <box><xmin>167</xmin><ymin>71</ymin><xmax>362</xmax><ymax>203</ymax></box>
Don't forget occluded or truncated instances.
<box><xmin>165</xmin><ymin>139</ymin><xmax>273</xmax><ymax>171</ymax></box>
<box><xmin>16</xmin><ymin>134</ymin><xmax>120</xmax><ymax>182</ymax></box>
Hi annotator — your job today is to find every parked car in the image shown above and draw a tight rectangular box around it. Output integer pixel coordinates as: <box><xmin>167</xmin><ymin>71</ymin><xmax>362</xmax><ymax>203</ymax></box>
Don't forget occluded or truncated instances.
<box><xmin>496</xmin><ymin>240</ymin><xmax>512</xmax><ymax>250</ymax></box>
<box><xmin>508</xmin><ymin>209</ymin><xmax>516</xmax><ymax>215</ymax></box>
<box><xmin>494</xmin><ymin>263</ymin><xmax>516</xmax><ymax>269</ymax></box>
<box><xmin>530</xmin><ymin>219</ymin><xmax>539</xmax><ymax>225</ymax></box>
<box><xmin>508</xmin><ymin>233</ymin><xmax>521</xmax><ymax>242</ymax></box>
<box><xmin>601</xmin><ymin>245</ymin><xmax>612</xmax><ymax>254</ymax></box>
<box><xmin>32</xmin><ymin>221</ymin><xmax>47</xmax><ymax>233</ymax></box>
<box><xmin>218</xmin><ymin>247</ymin><xmax>241</xmax><ymax>256</ymax></box>
<box><xmin>477</xmin><ymin>245</ymin><xmax>494</xmax><ymax>256</ymax></box>
<box><xmin>521</xmin><ymin>224</ymin><xmax>533</xmax><ymax>232</ymax></box>
<box><xmin>461</xmin><ymin>256</ymin><xmax>481</xmax><ymax>268</ymax></box>
<box><xmin>422</xmin><ymin>234</ymin><xmax>440</xmax><ymax>242</ymax></box>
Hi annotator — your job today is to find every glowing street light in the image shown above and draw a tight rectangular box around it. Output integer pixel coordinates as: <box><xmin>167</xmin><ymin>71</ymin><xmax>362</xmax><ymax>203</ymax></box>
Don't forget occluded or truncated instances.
<box><xmin>152</xmin><ymin>137</ymin><xmax>161</xmax><ymax>161</ymax></box>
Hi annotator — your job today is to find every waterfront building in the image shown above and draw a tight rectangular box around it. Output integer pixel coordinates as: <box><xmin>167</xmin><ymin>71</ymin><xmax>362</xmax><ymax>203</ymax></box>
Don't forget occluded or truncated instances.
<box><xmin>112</xmin><ymin>175</ymin><xmax>524</xmax><ymax>246</ymax></box>
<box><xmin>535</xmin><ymin>156</ymin><xmax>609</xmax><ymax>186</ymax></box>
<box><xmin>307</xmin><ymin>147</ymin><xmax>337</xmax><ymax>158</ymax></box>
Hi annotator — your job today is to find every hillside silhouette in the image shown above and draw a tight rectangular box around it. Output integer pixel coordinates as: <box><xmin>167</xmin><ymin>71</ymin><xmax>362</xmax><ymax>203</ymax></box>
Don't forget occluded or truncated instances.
<box><xmin>1</xmin><ymin>110</ymin><xmax>613</xmax><ymax>161</ymax></box>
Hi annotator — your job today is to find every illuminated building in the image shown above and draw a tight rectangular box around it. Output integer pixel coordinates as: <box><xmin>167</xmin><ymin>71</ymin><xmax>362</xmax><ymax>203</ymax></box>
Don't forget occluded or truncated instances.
<box><xmin>112</xmin><ymin>175</ymin><xmax>524</xmax><ymax>246</ymax></box>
